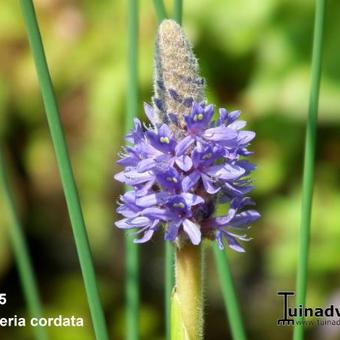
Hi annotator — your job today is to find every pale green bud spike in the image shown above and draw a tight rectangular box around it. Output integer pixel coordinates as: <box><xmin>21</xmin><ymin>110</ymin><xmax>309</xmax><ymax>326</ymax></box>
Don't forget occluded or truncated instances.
<box><xmin>153</xmin><ymin>19</ymin><xmax>205</xmax><ymax>126</ymax></box>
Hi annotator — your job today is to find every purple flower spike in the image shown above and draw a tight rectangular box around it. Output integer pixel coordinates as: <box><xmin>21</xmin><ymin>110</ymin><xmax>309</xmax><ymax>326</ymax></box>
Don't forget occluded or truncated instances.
<box><xmin>115</xmin><ymin>99</ymin><xmax>259</xmax><ymax>250</ymax></box>
<box><xmin>114</xmin><ymin>20</ymin><xmax>259</xmax><ymax>251</ymax></box>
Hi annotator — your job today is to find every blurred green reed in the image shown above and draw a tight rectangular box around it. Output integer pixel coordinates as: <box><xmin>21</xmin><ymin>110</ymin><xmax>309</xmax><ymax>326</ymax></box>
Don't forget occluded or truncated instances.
<box><xmin>18</xmin><ymin>1</ymin><xmax>109</xmax><ymax>339</ymax></box>
<box><xmin>174</xmin><ymin>0</ymin><xmax>183</xmax><ymax>25</ymax></box>
<box><xmin>213</xmin><ymin>246</ymin><xmax>246</xmax><ymax>340</ymax></box>
<box><xmin>165</xmin><ymin>242</ymin><xmax>175</xmax><ymax>340</ymax></box>
<box><xmin>153</xmin><ymin>0</ymin><xmax>168</xmax><ymax>23</ymax></box>
<box><xmin>0</xmin><ymin>146</ymin><xmax>48</xmax><ymax>340</ymax></box>
<box><xmin>294</xmin><ymin>0</ymin><xmax>326</xmax><ymax>339</ymax></box>
<box><xmin>126</xmin><ymin>1</ymin><xmax>139</xmax><ymax>340</ymax></box>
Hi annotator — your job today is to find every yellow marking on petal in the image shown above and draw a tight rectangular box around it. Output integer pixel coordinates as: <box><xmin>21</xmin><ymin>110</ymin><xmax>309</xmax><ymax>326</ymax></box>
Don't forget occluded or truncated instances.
<box><xmin>197</xmin><ymin>113</ymin><xmax>204</xmax><ymax>120</ymax></box>
<box><xmin>166</xmin><ymin>176</ymin><xmax>178</xmax><ymax>183</ymax></box>
<box><xmin>173</xmin><ymin>202</ymin><xmax>185</xmax><ymax>209</ymax></box>
<box><xmin>160</xmin><ymin>136</ymin><xmax>170</xmax><ymax>144</ymax></box>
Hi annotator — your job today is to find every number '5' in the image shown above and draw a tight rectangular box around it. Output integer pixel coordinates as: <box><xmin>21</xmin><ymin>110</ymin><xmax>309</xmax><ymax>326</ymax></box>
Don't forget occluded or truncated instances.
<box><xmin>0</xmin><ymin>294</ymin><xmax>7</xmax><ymax>305</ymax></box>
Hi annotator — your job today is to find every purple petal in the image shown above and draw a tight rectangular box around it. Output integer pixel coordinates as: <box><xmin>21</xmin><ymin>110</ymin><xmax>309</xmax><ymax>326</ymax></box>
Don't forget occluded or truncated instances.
<box><xmin>201</xmin><ymin>174</ymin><xmax>220</xmax><ymax>194</ymax></box>
<box><xmin>125</xmin><ymin>119</ymin><xmax>144</xmax><ymax>143</ymax></box>
<box><xmin>181</xmin><ymin>193</ymin><xmax>204</xmax><ymax>206</ymax></box>
<box><xmin>135</xmin><ymin>179</ymin><xmax>155</xmax><ymax>197</ymax></box>
<box><xmin>217</xmin><ymin>108</ymin><xmax>228</xmax><ymax>125</ymax></box>
<box><xmin>236</xmin><ymin>160</ymin><xmax>256</xmax><ymax>174</ymax></box>
<box><xmin>165</xmin><ymin>221</ymin><xmax>181</xmax><ymax>241</ymax></box>
<box><xmin>155</xmin><ymin>168</ymin><xmax>182</xmax><ymax>191</ymax></box>
<box><xmin>228</xmin><ymin>120</ymin><xmax>246</xmax><ymax>130</ymax></box>
<box><xmin>203</xmin><ymin>126</ymin><xmax>237</xmax><ymax>143</ymax></box>
<box><xmin>205</xmin><ymin>164</ymin><xmax>245</xmax><ymax>180</ymax></box>
<box><xmin>165</xmin><ymin>196</ymin><xmax>191</xmax><ymax>217</ymax></box>
<box><xmin>183</xmin><ymin>219</ymin><xmax>201</xmax><ymax>245</ymax></box>
<box><xmin>226</xmin><ymin>234</ymin><xmax>245</xmax><ymax>252</ymax></box>
<box><xmin>212</xmin><ymin>212</ymin><xmax>236</xmax><ymax>227</ymax></box>
<box><xmin>229</xmin><ymin>210</ymin><xmax>261</xmax><ymax>227</ymax></box>
<box><xmin>231</xmin><ymin>197</ymin><xmax>255</xmax><ymax>210</ymax></box>
<box><xmin>185</xmin><ymin>103</ymin><xmax>214</xmax><ymax>133</ymax></box>
<box><xmin>144</xmin><ymin>102</ymin><xmax>155</xmax><ymax>123</ymax></box>
<box><xmin>228</xmin><ymin>110</ymin><xmax>241</xmax><ymax>123</ymax></box>
<box><xmin>223</xmin><ymin>182</ymin><xmax>254</xmax><ymax>196</ymax></box>
<box><xmin>117</xmin><ymin>205</ymin><xmax>138</xmax><ymax>218</ymax></box>
<box><xmin>237</xmin><ymin>131</ymin><xmax>255</xmax><ymax>145</ymax></box>
<box><xmin>127</xmin><ymin>216</ymin><xmax>151</xmax><ymax>227</ymax></box>
<box><xmin>117</xmin><ymin>156</ymin><xmax>138</xmax><ymax>167</ymax></box>
<box><xmin>146</xmin><ymin>127</ymin><xmax>176</xmax><ymax>153</ymax></box>
<box><xmin>115</xmin><ymin>216</ymin><xmax>151</xmax><ymax>229</ymax></box>
<box><xmin>115</xmin><ymin>170</ymin><xmax>154</xmax><ymax>186</ymax></box>
<box><xmin>175</xmin><ymin>135</ymin><xmax>195</xmax><ymax>156</ymax></box>
<box><xmin>134</xmin><ymin>229</ymin><xmax>155</xmax><ymax>243</ymax></box>
<box><xmin>175</xmin><ymin>155</ymin><xmax>193</xmax><ymax>171</ymax></box>
<box><xmin>182</xmin><ymin>171</ymin><xmax>201</xmax><ymax>192</ymax></box>
<box><xmin>136</xmin><ymin>192</ymin><xmax>168</xmax><ymax>207</ymax></box>
<box><xmin>137</xmin><ymin>158</ymin><xmax>157</xmax><ymax>172</ymax></box>
<box><xmin>141</xmin><ymin>207</ymin><xmax>169</xmax><ymax>220</ymax></box>
<box><xmin>216</xmin><ymin>230</ymin><xmax>225</xmax><ymax>249</ymax></box>
<box><xmin>115</xmin><ymin>218</ymin><xmax>133</xmax><ymax>229</ymax></box>
<box><xmin>158</xmin><ymin>124</ymin><xmax>172</xmax><ymax>136</ymax></box>
<box><xmin>114</xmin><ymin>171</ymin><xmax>126</xmax><ymax>183</ymax></box>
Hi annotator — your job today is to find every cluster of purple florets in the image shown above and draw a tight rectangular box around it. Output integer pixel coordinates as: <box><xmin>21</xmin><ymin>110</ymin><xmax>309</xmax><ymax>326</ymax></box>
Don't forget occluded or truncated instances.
<box><xmin>115</xmin><ymin>101</ymin><xmax>260</xmax><ymax>251</ymax></box>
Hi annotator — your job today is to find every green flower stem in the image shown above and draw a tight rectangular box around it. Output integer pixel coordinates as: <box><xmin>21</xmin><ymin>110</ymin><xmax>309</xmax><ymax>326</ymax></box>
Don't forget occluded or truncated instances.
<box><xmin>18</xmin><ymin>1</ymin><xmax>108</xmax><ymax>339</ymax></box>
<box><xmin>126</xmin><ymin>1</ymin><xmax>139</xmax><ymax>340</ymax></box>
<box><xmin>153</xmin><ymin>0</ymin><xmax>168</xmax><ymax>22</ymax></box>
<box><xmin>173</xmin><ymin>0</ymin><xmax>183</xmax><ymax>25</ymax></box>
<box><xmin>172</xmin><ymin>244</ymin><xmax>203</xmax><ymax>340</ymax></box>
<box><xmin>213</xmin><ymin>245</ymin><xmax>246</xmax><ymax>340</ymax></box>
<box><xmin>0</xmin><ymin>147</ymin><xmax>48</xmax><ymax>340</ymax></box>
<box><xmin>294</xmin><ymin>0</ymin><xmax>326</xmax><ymax>339</ymax></box>
<box><xmin>165</xmin><ymin>242</ymin><xmax>175</xmax><ymax>340</ymax></box>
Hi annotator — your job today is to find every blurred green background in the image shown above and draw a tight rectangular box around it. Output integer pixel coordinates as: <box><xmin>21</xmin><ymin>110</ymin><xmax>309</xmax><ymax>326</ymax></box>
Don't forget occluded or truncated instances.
<box><xmin>1</xmin><ymin>0</ymin><xmax>340</xmax><ymax>339</ymax></box>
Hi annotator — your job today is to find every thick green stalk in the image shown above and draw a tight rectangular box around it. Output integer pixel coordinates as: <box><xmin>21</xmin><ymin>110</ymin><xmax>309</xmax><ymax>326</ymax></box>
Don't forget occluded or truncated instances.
<box><xmin>0</xmin><ymin>147</ymin><xmax>48</xmax><ymax>340</ymax></box>
<box><xmin>173</xmin><ymin>0</ymin><xmax>183</xmax><ymax>25</ymax></box>
<box><xmin>294</xmin><ymin>1</ymin><xmax>326</xmax><ymax>339</ymax></box>
<box><xmin>18</xmin><ymin>1</ymin><xmax>108</xmax><ymax>339</ymax></box>
<box><xmin>213</xmin><ymin>246</ymin><xmax>246</xmax><ymax>340</ymax></box>
<box><xmin>153</xmin><ymin>0</ymin><xmax>168</xmax><ymax>22</ymax></box>
<box><xmin>171</xmin><ymin>245</ymin><xmax>203</xmax><ymax>340</ymax></box>
<box><xmin>126</xmin><ymin>1</ymin><xmax>139</xmax><ymax>340</ymax></box>
<box><xmin>165</xmin><ymin>242</ymin><xmax>174</xmax><ymax>340</ymax></box>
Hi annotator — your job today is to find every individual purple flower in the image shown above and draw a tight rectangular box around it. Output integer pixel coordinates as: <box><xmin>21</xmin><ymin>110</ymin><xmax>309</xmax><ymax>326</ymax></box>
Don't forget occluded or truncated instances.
<box><xmin>203</xmin><ymin>196</ymin><xmax>261</xmax><ymax>252</ymax></box>
<box><xmin>114</xmin><ymin>101</ymin><xmax>260</xmax><ymax>251</ymax></box>
<box><xmin>146</xmin><ymin>123</ymin><xmax>176</xmax><ymax>153</ymax></box>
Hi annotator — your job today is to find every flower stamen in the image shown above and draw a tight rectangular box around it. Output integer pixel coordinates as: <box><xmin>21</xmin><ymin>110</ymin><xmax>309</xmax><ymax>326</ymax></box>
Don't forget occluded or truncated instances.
<box><xmin>193</xmin><ymin>113</ymin><xmax>204</xmax><ymax>121</ymax></box>
<box><xmin>173</xmin><ymin>202</ymin><xmax>185</xmax><ymax>209</ymax></box>
<box><xmin>166</xmin><ymin>176</ymin><xmax>178</xmax><ymax>183</ymax></box>
<box><xmin>160</xmin><ymin>136</ymin><xmax>170</xmax><ymax>144</ymax></box>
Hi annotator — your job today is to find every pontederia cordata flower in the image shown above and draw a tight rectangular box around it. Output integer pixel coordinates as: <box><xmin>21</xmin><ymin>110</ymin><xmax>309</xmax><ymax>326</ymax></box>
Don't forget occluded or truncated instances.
<box><xmin>114</xmin><ymin>19</ymin><xmax>260</xmax><ymax>252</ymax></box>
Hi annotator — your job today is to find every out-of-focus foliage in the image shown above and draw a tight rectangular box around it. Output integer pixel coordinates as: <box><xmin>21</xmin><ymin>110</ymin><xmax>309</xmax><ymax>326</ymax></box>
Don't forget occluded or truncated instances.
<box><xmin>0</xmin><ymin>0</ymin><xmax>339</xmax><ymax>339</ymax></box>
